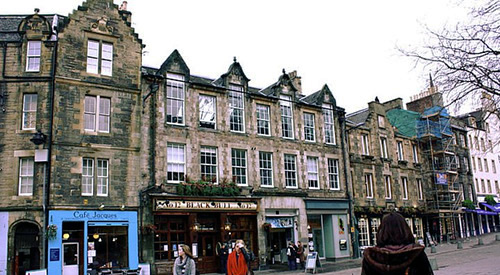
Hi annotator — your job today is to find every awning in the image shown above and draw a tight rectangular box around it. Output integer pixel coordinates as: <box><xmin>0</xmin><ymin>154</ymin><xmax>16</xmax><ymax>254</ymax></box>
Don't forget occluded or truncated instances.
<box><xmin>480</xmin><ymin>202</ymin><xmax>500</xmax><ymax>213</ymax></box>
<box><xmin>464</xmin><ymin>208</ymin><xmax>498</xmax><ymax>215</ymax></box>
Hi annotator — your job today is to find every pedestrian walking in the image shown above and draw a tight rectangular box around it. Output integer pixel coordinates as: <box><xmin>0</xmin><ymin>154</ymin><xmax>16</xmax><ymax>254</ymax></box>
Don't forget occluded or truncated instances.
<box><xmin>286</xmin><ymin>241</ymin><xmax>297</xmax><ymax>270</ymax></box>
<box><xmin>173</xmin><ymin>244</ymin><xmax>196</xmax><ymax>275</ymax></box>
<box><xmin>296</xmin><ymin>241</ymin><xmax>306</xmax><ymax>269</ymax></box>
<box><xmin>219</xmin><ymin>243</ymin><xmax>229</xmax><ymax>274</ymax></box>
<box><xmin>361</xmin><ymin>212</ymin><xmax>434</xmax><ymax>275</ymax></box>
<box><xmin>227</xmin><ymin>239</ymin><xmax>251</xmax><ymax>275</ymax></box>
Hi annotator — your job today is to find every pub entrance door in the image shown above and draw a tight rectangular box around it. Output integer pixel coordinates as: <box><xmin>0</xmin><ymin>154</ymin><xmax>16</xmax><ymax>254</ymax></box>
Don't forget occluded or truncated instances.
<box><xmin>198</xmin><ymin>233</ymin><xmax>218</xmax><ymax>273</ymax></box>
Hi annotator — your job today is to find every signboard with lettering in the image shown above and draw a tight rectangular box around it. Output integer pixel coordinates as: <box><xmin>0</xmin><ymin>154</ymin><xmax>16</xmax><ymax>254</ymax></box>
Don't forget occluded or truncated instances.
<box><xmin>305</xmin><ymin>251</ymin><xmax>320</xmax><ymax>273</ymax></box>
<box><xmin>49</xmin><ymin>248</ymin><xmax>59</xmax><ymax>261</ymax></box>
<box><xmin>435</xmin><ymin>172</ymin><xmax>448</xmax><ymax>185</ymax></box>
<box><xmin>155</xmin><ymin>200</ymin><xmax>258</xmax><ymax>211</ymax></box>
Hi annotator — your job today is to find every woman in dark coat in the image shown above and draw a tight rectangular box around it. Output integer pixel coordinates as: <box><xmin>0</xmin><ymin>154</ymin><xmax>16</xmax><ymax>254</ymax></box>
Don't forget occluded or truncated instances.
<box><xmin>361</xmin><ymin>212</ymin><xmax>434</xmax><ymax>275</ymax></box>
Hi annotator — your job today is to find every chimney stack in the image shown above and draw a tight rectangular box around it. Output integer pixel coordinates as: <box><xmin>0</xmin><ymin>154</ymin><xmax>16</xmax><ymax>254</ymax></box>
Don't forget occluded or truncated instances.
<box><xmin>119</xmin><ymin>1</ymin><xmax>128</xmax><ymax>11</ymax></box>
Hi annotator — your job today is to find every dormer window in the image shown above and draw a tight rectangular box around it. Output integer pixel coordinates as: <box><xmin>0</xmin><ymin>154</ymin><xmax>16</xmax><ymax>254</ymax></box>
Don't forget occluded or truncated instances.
<box><xmin>26</xmin><ymin>41</ymin><xmax>41</xmax><ymax>72</ymax></box>
<box><xmin>166</xmin><ymin>73</ymin><xmax>185</xmax><ymax>125</ymax></box>
<box><xmin>280</xmin><ymin>95</ymin><xmax>294</xmax><ymax>139</ymax></box>
<box><xmin>229</xmin><ymin>84</ymin><xmax>245</xmax><ymax>132</ymax></box>
<box><xmin>323</xmin><ymin>104</ymin><xmax>336</xmax><ymax>144</ymax></box>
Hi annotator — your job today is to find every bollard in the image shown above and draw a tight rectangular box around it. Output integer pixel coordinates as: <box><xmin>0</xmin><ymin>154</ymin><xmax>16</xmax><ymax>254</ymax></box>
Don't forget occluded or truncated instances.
<box><xmin>496</xmin><ymin>234</ymin><xmax>500</xmax><ymax>241</ymax></box>
<box><xmin>429</xmin><ymin>258</ymin><xmax>439</xmax><ymax>270</ymax></box>
<box><xmin>431</xmin><ymin>245</ymin><xmax>437</xmax><ymax>253</ymax></box>
<box><xmin>457</xmin><ymin>241</ymin><xmax>463</xmax><ymax>249</ymax></box>
<box><xmin>478</xmin><ymin>238</ymin><xmax>484</xmax><ymax>245</ymax></box>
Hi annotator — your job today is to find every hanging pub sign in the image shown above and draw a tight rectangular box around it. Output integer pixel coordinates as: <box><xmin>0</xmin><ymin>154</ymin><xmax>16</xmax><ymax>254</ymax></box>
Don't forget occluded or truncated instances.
<box><xmin>435</xmin><ymin>172</ymin><xmax>448</xmax><ymax>185</ymax></box>
<box><xmin>155</xmin><ymin>199</ymin><xmax>258</xmax><ymax>211</ymax></box>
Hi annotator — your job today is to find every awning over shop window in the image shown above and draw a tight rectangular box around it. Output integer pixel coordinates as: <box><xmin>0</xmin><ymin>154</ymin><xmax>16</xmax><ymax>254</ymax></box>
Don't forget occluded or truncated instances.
<box><xmin>305</xmin><ymin>199</ymin><xmax>349</xmax><ymax>210</ymax></box>
<box><xmin>265</xmin><ymin>217</ymin><xmax>293</xmax><ymax>228</ymax></box>
<box><xmin>464</xmin><ymin>208</ymin><xmax>497</xmax><ymax>215</ymax></box>
<box><xmin>480</xmin><ymin>202</ymin><xmax>500</xmax><ymax>213</ymax></box>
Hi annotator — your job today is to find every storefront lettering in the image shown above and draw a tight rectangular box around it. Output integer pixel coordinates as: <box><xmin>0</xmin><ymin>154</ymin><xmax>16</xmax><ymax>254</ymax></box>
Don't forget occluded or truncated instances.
<box><xmin>155</xmin><ymin>200</ymin><xmax>257</xmax><ymax>211</ymax></box>
<box><xmin>72</xmin><ymin>211</ymin><xmax>118</xmax><ymax>220</ymax></box>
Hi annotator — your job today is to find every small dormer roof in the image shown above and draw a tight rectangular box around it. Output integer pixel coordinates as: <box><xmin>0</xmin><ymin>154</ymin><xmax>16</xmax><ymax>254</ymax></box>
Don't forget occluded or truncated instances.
<box><xmin>300</xmin><ymin>84</ymin><xmax>336</xmax><ymax>107</ymax></box>
<box><xmin>213</xmin><ymin>57</ymin><xmax>250</xmax><ymax>86</ymax></box>
<box><xmin>157</xmin><ymin>49</ymin><xmax>190</xmax><ymax>77</ymax></box>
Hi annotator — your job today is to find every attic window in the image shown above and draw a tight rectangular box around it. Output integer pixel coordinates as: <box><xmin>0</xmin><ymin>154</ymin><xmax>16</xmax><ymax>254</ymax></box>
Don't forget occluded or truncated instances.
<box><xmin>26</xmin><ymin>41</ymin><xmax>41</xmax><ymax>72</ymax></box>
<box><xmin>377</xmin><ymin>115</ymin><xmax>385</xmax><ymax>128</ymax></box>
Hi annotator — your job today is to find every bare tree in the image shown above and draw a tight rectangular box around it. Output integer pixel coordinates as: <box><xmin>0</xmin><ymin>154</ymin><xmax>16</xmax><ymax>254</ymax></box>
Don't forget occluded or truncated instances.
<box><xmin>400</xmin><ymin>0</ymin><xmax>500</xmax><ymax>121</ymax></box>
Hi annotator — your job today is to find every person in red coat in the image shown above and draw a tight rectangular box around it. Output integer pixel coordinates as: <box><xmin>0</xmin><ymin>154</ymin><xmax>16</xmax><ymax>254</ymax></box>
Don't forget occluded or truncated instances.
<box><xmin>227</xmin><ymin>239</ymin><xmax>251</xmax><ymax>275</ymax></box>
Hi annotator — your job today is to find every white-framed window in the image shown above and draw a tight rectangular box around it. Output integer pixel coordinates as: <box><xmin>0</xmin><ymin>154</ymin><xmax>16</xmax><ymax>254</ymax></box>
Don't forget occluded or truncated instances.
<box><xmin>229</xmin><ymin>84</ymin><xmax>245</xmax><ymax>132</ymax></box>
<box><xmin>358</xmin><ymin>218</ymin><xmax>370</xmax><ymax>247</ymax></box>
<box><xmin>22</xmin><ymin>94</ymin><xmax>37</xmax><ymax>130</ymax></box>
<box><xmin>472</xmin><ymin>157</ymin><xmax>477</xmax><ymax>171</ymax></box>
<box><xmin>463</xmin><ymin>157</ymin><xmax>469</xmax><ymax>172</ymax></box>
<box><xmin>82</xmin><ymin>158</ymin><xmax>109</xmax><ymax>196</ymax></box>
<box><xmin>84</xmin><ymin>95</ymin><xmax>110</xmax><ymax>133</ymax></box>
<box><xmin>478</xmin><ymin>157</ymin><xmax>483</xmax><ymax>171</ymax></box>
<box><xmin>303</xmin><ymin>112</ymin><xmax>316</xmax><ymax>142</ymax></box>
<box><xmin>231</xmin><ymin>149</ymin><xmax>247</xmax><ymax>186</ymax></box>
<box><xmin>284</xmin><ymin>154</ymin><xmax>297</xmax><ymax>188</ymax></box>
<box><xmin>487</xmin><ymin>180</ymin><xmax>492</xmax><ymax>193</ymax></box>
<box><xmin>377</xmin><ymin>115</ymin><xmax>385</xmax><ymax>128</ymax></box>
<box><xmin>492</xmin><ymin>160</ymin><xmax>497</xmax><ymax>174</ymax></box>
<box><xmin>495</xmin><ymin>180</ymin><xmax>499</xmax><ymax>195</ymax></box>
<box><xmin>256</xmin><ymin>104</ymin><xmax>270</xmax><ymax>136</ymax></box>
<box><xmin>405</xmin><ymin>218</ymin><xmax>413</xmax><ymax>234</ymax></box>
<box><xmin>87</xmin><ymin>40</ymin><xmax>113</xmax><ymax>76</ymax></box>
<box><xmin>412</xmin><ymin>144</ymin><xmax>419</xmax><ymax>163</ymax></box>
<box><xmin>323</xmin><ymin>104</ymin><xmax>336</xmax><ymax>144</ymax></box>
<box><xmin>200</xmin><ymin>147</ymin><xmax>218</xmax><ymax>183</ymax></box>
<box><xmin>307</xmin><ymin>157</ymin><xmax>319</xmax><ymax>189</ymax></box>
<box><xmin>199</xmin><ymin>95</ymin><xmax>216</xmax><ymax>129</ymax></box>
<box><xmin>166</xmin><ymin>73</ymin><xmax>185</xmax><ymax>125</ymax></box>
<box><xmin>26</xmin><ymin>41</ymin><xmax>41</xmax><ymax>72</ymax></box>
<box><xmin>397</xmin><ymin>141</ymin><xmax>404</xmax><ymax>161</ymax></box>
<box><xmin>370</xmin><ymin>218</ymin><xmax>381</xmax><ymax>246</ymax></box>
<box><xmin>18</xmin><ymin>158</ymin><xmax>34</xmax><ymax>196</ymax></box>
<box><xmin>384</xmin><ymin>175</ymin><xmax>392</xmax><ymax>199</ymax></box>
<box><xmin>414</xmin><ymin>218</ymin><xmax>423</xmax><ymax>239</ymax></box>
<box><xmin>484</xmin><ymin>158</ymin><xmax>489</xmax><ymax>172</ymax></box>
<box><xmin>417</xmin><ymin>178</ymin><xmax>423</xmax><ymax>200</ymax></box>
<box><xmin>365</xmin><ymin>174</ymin><xmax>374</xmax><ymax>198</ymax></box>
<box><xmin>481</xmin><ymin>138</ymin><xmax>486</xmax><ymax>151</ymax></box>
<box><xmin>361</xmin><ymin>134</ymin><xmax>370</xmax><ymax>155</ymax></box>
<box><xmin>459</xmin><ymin>134</ymin><xmax>466</xmax><ymax>147</ymax></box>
<box><xmin>474</xmin><ymin>137</ymin><xmax>479</xmax><ymax>150</ymax></box>
<box><xmin>402</xmin><ymin>177</ymin><xmax>408</xmax><ymax>200</ymax></box>
<box><xmin>327</xmin><ymin>159</ymin><xmax>339</xmax><ymax>190</ymax></box>
<box><xmin>481</xmin><ymin>179</ymin><xmax>486</xmax><ymax>193</ymax></box>
<box><xmin>167</xmin><ymin>143</ymin><xmax>185</xmax><ymax>183</ymax></box>
<box><xmin>280</xmin><ymin>95</ymin><xmax>294</xmax><ymax>139</ymax></box>
<box><xmin>259</xmin><ymin>152</ymin><xmax>273</xmax><ymax>187</ymax></box>
<box><xmin>380</xmin><ymin>137</ymin><xmax>388</xmax><ymax>158</ymax></box>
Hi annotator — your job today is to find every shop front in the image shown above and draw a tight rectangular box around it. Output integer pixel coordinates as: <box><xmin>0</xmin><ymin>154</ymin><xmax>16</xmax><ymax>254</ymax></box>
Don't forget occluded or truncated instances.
<box><xmin>152</xmin><ymin>198</ymin><xmax>259</xmax><ymax>274</ymax></box>
<box><xmin>47</xmin><ymin>210</ymin><xmax>138</xmax><ymax>275</ymax></box>
<box><xmin>305</xmin><ymin>199</ymin><xmax>351</xmax><ymax>260</ymax></box>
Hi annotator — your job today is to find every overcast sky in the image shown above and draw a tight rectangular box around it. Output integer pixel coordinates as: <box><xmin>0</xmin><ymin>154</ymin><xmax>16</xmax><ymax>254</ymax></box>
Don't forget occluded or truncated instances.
<box><xmin>4</xmin><ymin>0</ymin><xmax>474</xmax><ymax>113</ymax></box>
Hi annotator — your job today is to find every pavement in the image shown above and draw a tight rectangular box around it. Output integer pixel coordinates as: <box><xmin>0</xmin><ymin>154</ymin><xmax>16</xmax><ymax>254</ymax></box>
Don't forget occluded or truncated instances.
<box><xmin>206</xmin><ymin>232</ymin><xmax>500</xmax><ymax>275</ymax></box>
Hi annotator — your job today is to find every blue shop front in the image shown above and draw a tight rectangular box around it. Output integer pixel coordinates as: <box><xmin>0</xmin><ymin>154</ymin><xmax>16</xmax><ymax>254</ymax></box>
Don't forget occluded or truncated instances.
<box><xmin>48</xmin><ymin>210</ymin><xmax>138</xmax><ymax>275</ymax></box>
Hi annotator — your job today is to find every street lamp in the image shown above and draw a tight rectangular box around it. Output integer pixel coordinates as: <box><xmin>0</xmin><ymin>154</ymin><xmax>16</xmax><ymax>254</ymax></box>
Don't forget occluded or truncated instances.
<box><xmin>30</xmin><ymin>130</ymin><xmax>46</xmax><ymax>146</ymax></box>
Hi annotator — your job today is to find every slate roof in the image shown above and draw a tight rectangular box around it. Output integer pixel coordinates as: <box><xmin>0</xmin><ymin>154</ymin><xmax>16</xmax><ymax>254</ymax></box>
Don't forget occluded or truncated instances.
<box><xmin>346</xmin><ymin>108</ymin><xmax>369</xmax><ymax>126</ymax></box>
<box><xmin>0</xmin><ymin>14</ymin><xmax>67</xmax><ymax>42</ymax></box>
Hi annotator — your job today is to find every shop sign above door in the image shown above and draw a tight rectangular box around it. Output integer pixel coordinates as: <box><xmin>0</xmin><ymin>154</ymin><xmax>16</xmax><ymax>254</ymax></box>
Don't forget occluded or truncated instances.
<box><xmin>155</xmin><ymin>200</ymin><xmax>258</xmax><ymax>211</ymax></box>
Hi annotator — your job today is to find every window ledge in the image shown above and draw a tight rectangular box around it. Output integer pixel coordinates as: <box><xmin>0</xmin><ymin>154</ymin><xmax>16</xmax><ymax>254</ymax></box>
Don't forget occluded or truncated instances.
<box><xmin>16</xmin><ymin>129</ymin><xmax>37</xmax><ymax>134</ymax></box>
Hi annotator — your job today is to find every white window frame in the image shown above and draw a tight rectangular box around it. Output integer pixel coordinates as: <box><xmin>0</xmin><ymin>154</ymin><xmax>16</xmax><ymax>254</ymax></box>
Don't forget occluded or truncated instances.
<box><xmin>412</xmin><ymin>144</ymin><xmax>419</xmax><ymax>163</ymax></box>
<box><xmin>361</xmin><ymin>134</ymin><xmax>370</xmax><ymax>155</ymax></box>
<box><xmin>280</xmin><ymin>95</ymin><xmax>294</xmax><ymax>139</ymax></box>
<box><xmin>167</xmin><ymin>143</ymin><xmax>185</xmax><ymax>183</ymax></box>
<box><xmin>22</xmin><ymin>94</ymin><xmax>37</xmax><ymax>130</ymax></box>
<box><xmin>417</xmin><ymin>178</ymin><xmax>423</xmax><ymax>200</ymax></box>
<box><xmin>327</xmin><ymin>158</ymin><xmax>340</xmax><ymax>190</ymax></box>
<box><xmin>256</xmin><ymin>104</ymin><xmax>270</xmax><ymax>136</ymax></box>
<box><xmin>397</xmin><ymin>141</ymin><xmax>404</xmax><ymax>161</ymax></box>
<box><xmin>82</xmin><ymin>158</ymin><xmax>109</xmax><ymax>196</ymax></box>
<box><xmin>82</xmin><ymin>158</ymin><xmax>94</xmax><ymax>196</ymax></box>
<box><xmin>284</xmin><ymin>154</ymin><xmax>298</xmax><ymax>188</ymax></box>
<box><xmin>307</xmin><ymin>157</ymin><xmax>319</xmax><ymax>189</ymax></box>
<box><xmin>84</xmin><ymin>95</ymin><xmax>110</xmax><ymax>133</ymax></box>
<box><xmin>377</xmin><ymin>115</ymin><xmax>385</xmax><ymax>128</ymax></box>
<box><xmin>365</xmin><ymin>174</ymin><xmax>374</xmax><ymax>199</ymax></box>
<box><xmin>414</xmin><ymin>218</ymin><xmax>423</xmax><ymax>239</ymax></box>
<box><xmin>86</xmin><ymin>40</ymin><xmax>113</xmax><ymax>76</ymax></box>
<box><xmin>200</xmin><ymin>146</ymin><xmax>218</xmax><ymax>183</ymax></box>
<box><xmin>323</xmin><ymin>104</ymin><xmax>336</xmax><ymax>144</ymax></box>
<box><xmin>481</xmin><ymin>179</ymin><xmax>486</xmax><ymax>194</ymax></box>
<box><xmin>402</xmin><ymin>177</ymin><xmax>409</xmax><ymax>200</ymax></box>
<box><xmin>231</xmin><ymin>149</ymin><xmax>247</xmax><ymax>186</ymax></box>
<box><xmin>380</xmin><ymin>137</ymin><xmax>388</xmax><ymax>158</ymax></box>
<box><xmin>229</xmin><ymin>84</ymin><xmax>245</xmax><ymax>133</ymax></box>
<box><xmin>384</xmin><ymin>175</ymin><xmax>392</xmax><ymax>199</ymax></box>
<box><xmin>19</xmin><ymin>158</ymin><xmax>34</xmax><ymax>196</ymax></box>
<box><xmin>96</xmin><ymin>159</ymin><xmax>109</xmax><ymax>196</ymax></box>
<box><xmin>484</xmin><ymin>158</ymin><xmax>489</xmax><ymax>172</ymax></box>
<box><xmin>487</xmin><ymin>180</ymin><xmax>492</xmax><ymax>193</ymax></box>
<box><xmin>166</xmin><ymin>73</ymin><xmax>185</xmax><ymax>125</ymax></box>
<box><xmin>259</xmin><ymin>151</ymin><xmax>273</xmax><ymax>187</ymax></box>
<box><xmin>199</xmin><ymin>94</ymin><xmax>216</xmax><ymax>129</ymax></box>
<box><xmin>478</xmin><ymin>157</ymin><xmax>483</xmax><ymax>171</ymax></box>
<box><xmin>492</xmin><ymin>160</ymin><xmax>497</xmax><ymax>174</ymax></box>
<box><xmin>303</xmin><ymin>112</ymin><xmax>316</xmax><ymax>142</ymax></box>
<box><xmin>26</xmin><ymin>41</ymin><xmax>41</xmax><ymax>72</ymax></box>
<box><xmin>370</xmin><ymin>218</ymin><xmax>381</xmax><ymax>246</ymax></box>
<box><xmin>358</xmin><ymin>218</ymin><xmax>370</xmax><ymax>247</ymax></box>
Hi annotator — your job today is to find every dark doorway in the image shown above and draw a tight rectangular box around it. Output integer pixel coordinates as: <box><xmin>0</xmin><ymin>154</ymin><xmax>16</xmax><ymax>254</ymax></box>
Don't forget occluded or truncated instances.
<box><xmin>198</xmin><ymin>233</ymin><xmax>217</xmax><ymax>273</ymax></box>
<box><xmin>13</xmin><ymin>222</ymin><xmax>40</xmax><ymax>275</ymax></box>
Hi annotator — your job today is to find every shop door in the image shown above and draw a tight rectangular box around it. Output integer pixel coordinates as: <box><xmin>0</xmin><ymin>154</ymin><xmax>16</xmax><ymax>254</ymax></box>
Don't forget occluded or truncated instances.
<box><xmin>198</xmin><ymin>234</ymin><xmax>217</xmax><ymax>273</ymax></box>
<box><xmin>62</xmin><ymin>242</ymin><xmax>79</xmax><ymax>275</ymax></box>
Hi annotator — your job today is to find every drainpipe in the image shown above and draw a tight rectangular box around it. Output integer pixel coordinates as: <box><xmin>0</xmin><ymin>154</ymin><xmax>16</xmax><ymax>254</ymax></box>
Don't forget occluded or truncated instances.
<box><xmin>338</xmin><ymin>110</ymin><xmax>359</xmax><ymax>258</ymax></box>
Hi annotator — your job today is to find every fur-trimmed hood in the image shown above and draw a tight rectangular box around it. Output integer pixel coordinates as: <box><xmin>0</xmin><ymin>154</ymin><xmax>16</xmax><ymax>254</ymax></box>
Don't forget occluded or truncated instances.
<box><xmin>362</xmin><ymin>244</ymin><xmax>430</xmax><ymax>275</ymax></box>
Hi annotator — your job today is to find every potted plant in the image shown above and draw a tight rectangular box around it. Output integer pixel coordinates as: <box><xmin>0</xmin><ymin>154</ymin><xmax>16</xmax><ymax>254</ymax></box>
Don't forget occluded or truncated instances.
<box><xmin>485</xmin><ymin>195</ymin><xmax>497</xmax><ymax>206</ymax></box>
<box><xmin>46</xmin><ymin>224</ymin><xmax>57</xmax><ymax>240</ymax></box>
<box><xmin>462</xmin><ymin>199</ymin><xmax>476</xmax><ymax>210</ymax></box>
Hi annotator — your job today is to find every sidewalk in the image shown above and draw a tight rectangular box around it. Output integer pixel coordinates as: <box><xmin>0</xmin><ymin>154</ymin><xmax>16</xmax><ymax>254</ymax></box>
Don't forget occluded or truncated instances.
<box><xmin>205</xmin><ymin>232</ymin><xmax>500</xmax><ymax>275</ymax></box>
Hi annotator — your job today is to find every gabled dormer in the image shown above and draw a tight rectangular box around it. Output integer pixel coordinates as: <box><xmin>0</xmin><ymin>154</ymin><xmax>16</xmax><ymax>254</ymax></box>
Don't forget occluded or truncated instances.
<box><xmin>213</xmin><ymin>57</ymin><xmax>250</xmax><ymax>90</ymax></box>
<box><xmin>301</xmin><ymin>84</ymin><xmax>336</xmax><ymax>108</ymax></box>
<box><xmin>158</xmin><ymin>49</ymin><xmax>190</xmax><ymax>80</ymax></box>
<box><xmin>18</xmin><ymin>11</ymin><xmax>53</xmax><ymax>41</ymax></box>
<box><xmin>259</xmin><ymin>69</ymin><xmax>299</xmax><ymax>99</ymax></box>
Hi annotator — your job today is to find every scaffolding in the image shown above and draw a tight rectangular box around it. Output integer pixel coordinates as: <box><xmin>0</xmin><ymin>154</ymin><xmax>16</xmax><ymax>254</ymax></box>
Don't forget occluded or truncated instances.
<box><xmin>416</xmin><ymin>106</ymin><xmax>462</xmax><ymax>242</ymax></box>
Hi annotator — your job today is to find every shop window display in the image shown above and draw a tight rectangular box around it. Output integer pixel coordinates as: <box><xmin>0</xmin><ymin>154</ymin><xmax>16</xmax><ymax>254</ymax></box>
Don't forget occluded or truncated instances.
<box><xmin>87</xmin><ymin>226</ymin><xmax>128</xmax><ymax>269</ymax></box>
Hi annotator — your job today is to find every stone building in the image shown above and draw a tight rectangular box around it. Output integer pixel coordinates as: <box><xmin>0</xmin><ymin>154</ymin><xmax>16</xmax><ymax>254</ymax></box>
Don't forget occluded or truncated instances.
<box><xmin>0</xmin><ymin>0</ymin><xmax>144</xmax><ymax>274</ymax></box>
<box><xmin>140</xmin><ymin>50</ymin><xmax>353</xmax><ymax>274</ymax></box>
<box><xmin>346</xmin><ymin>98</ymin><xmax>426</xmax><ymax>252</ymax></box>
